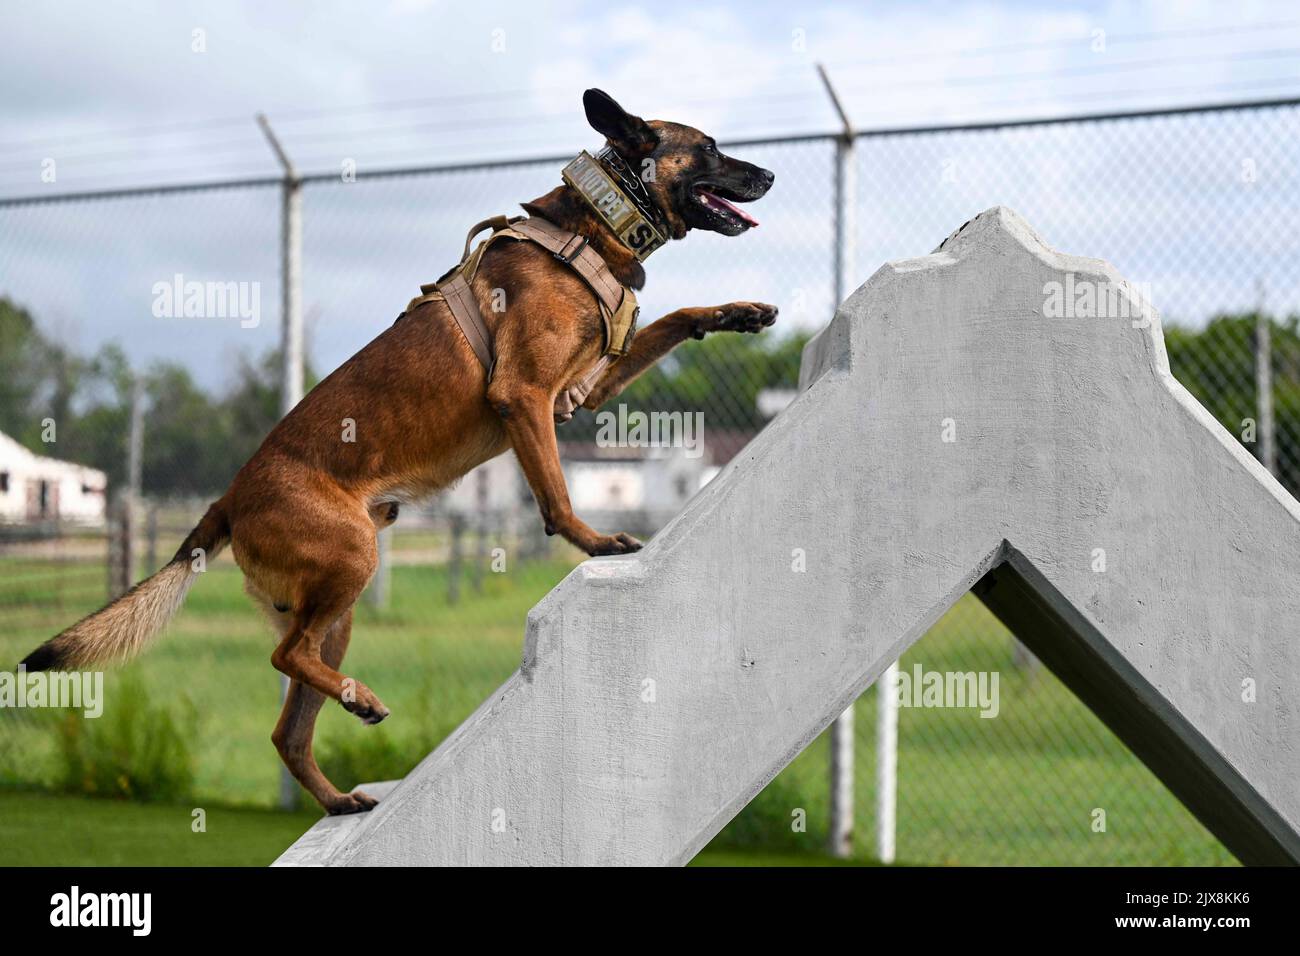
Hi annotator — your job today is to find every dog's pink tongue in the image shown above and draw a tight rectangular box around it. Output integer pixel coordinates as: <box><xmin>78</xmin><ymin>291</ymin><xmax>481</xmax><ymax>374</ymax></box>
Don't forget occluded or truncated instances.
<box><xmin>700</xmin><ymin>190</ymin><xmax>759</xmax><ymax>227</ymax></box>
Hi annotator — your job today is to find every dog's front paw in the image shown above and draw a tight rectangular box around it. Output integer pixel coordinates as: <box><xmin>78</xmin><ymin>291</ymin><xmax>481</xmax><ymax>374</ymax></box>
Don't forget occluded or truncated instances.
<box><xmin>694</xmin><ymin>302</ymin><xmax>778</xmax><ymax>338</ymax></box>
<box><xmin>325</xmin><ymin>789</ymin><xmax>379</xmax><ymax>815</ymax></box>
<box><xmin>585</xmin><ymin>532</ymin><xmax>644</xmax><ymax>556</ymax></box>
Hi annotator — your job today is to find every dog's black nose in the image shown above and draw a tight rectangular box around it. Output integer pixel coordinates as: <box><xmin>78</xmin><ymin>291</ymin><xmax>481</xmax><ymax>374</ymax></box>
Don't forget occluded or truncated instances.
<box><xmin>759</xmin><ymin>168</ymin><xmax>775</xmax><ymax>185</ymax></box>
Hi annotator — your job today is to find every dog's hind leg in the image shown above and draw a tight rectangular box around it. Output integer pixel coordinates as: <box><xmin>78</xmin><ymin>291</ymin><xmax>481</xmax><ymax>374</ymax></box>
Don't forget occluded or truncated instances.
<box><xmin>263</xmin><ymin>510</ymin><xmax>389</xmax><ymax>725</ymax></box>
<box><xmin>272</xmin><ymin>608</ymin><xmax>377</xmax><ymax>814</ymax></box>
<box><xmin>271</xmin><ymin>598</ymin><xmax>389</xmax><ymax>725</ymax></box>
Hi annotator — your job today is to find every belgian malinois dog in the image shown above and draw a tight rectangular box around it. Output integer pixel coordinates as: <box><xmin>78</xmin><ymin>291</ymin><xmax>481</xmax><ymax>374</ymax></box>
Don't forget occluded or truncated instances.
<box><xmin>21</xmin><ymin>90</ymin><xmax>777</xmax><ymax>814</ymax></box>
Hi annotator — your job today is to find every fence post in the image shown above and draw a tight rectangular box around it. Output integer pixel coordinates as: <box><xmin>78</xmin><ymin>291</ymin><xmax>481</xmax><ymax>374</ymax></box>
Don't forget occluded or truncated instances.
<box><xmin>818</xmin><ymin>63</ymin><xmax>864</xmax><ymax>860</ymax></box>
<box><xmin>448</xmin><ymin>512</ymin><xmax>464</xmax><ymax>605</ymax></box>
<box><xmin>1256</xmin><ymin>278</ymin><xmax>1276</xmax><ymax>476</ymax></box>
<box><xmin>129</xmin><ymin>376</ymin><xmax>144</xmax><ymax>578</ymax></box>
<box><xmin>368</xmin><ymin>526</ymin><xmax>392</xmax><ymax>609</ymax></box>
<box><xmin>145</xmin><ymin>500</ymin><xmax>158</xmax><ymax>575</ymax></box>
<box><xmin>110</xmin><ymin>377</ymin><xmax>146</xmax><ymax>597</ymax></box>
<box><xmin>473</xmin><ymin>468</ymin><xmax>488</xmax><ymax>593</ymax></box>
<box><xmin>875</xmin><ymin>661</ymin><xmax>899</xmax><ymax>864</ymax></box>
<box><xmin>259</xmin><ymin>113</ymin><xmax>304</xmax><ymax>810</ymax></box>
<box><xmin>258</xmin><ymin>114</ymin><xmax>304</xmax><ymax>416</ymax></box>
<box><xmin>1011</xmin><ymin>638</ymin><xmax>1041</xmax><ymax>676</ymax></box>
<box><xmin>107</xmin><ymin>495</ymin><xmax>130</xmax><ymax>598</ymax></box>
<box><xmin>829</xmin><ymin>699</ymin><xmax>855</xmax><ymax>857</ymax></box>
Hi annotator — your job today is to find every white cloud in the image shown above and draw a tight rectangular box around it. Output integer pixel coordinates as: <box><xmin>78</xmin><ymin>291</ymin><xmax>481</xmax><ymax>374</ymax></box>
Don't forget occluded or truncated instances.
<box><xmin>1</xmin><ymin>0</ymin><xmax>1297</xmax><ymax>388</ymax></box>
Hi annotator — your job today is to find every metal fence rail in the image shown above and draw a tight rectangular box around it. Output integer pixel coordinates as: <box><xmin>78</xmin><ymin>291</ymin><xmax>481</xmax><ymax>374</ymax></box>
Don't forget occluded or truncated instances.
<box><xmin>1</xmin><ymin>97</ymin><xmax>1296</xmax><ymax>865</ymax></box>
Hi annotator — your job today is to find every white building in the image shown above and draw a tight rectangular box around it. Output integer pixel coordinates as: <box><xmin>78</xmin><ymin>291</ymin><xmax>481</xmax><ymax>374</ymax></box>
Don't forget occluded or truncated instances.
<box><xmin>429</xmin><ymin>428</ymin><xmax>759</xmax><ymax>537</ymax></box>
<box><xmin>560</xmin><ymin>443</ymin><xmax>710</xmax><ymax>519</ymax></box>
<box><xmin>430</xmin><ymin>442</ymin><xmax>712</xmax><ymax>535</ymax></box>
<box><xmin>0</xmin><ymin>430</ymin><xmax>107</xmax><ymax>527</ymax></box>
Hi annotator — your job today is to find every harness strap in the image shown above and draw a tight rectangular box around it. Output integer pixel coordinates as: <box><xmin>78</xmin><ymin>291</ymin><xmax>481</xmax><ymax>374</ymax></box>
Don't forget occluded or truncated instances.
<box><xmin>406</xmin><ymin>216</ymin><xmax>523</xmax><ymax>376</ymax></box>
<box><xmin>404</xmin><ymin>215</ymin><xmax>638</xmax><ymax>424</ymax></box>
<box><xmin>438</xmin><ymin>271</ymin><xmax>495</xmax><ymax>373</ymax></box>
<box><xmin>553</xmin><ymin>354</ymin><xmax>615</xmax><ymax>423</ymax></box>
<box><xmin>508</xmin><ymin>218</ymin><xmax>626</xmax><ymax>318</ymax></box>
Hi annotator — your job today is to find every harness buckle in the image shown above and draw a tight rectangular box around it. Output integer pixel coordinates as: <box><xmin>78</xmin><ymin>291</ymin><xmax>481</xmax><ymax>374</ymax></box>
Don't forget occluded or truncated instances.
<box><xmin>553</xmin><ymin>234</ymin><xmax>589</xmax><ymax>264</ymax></box>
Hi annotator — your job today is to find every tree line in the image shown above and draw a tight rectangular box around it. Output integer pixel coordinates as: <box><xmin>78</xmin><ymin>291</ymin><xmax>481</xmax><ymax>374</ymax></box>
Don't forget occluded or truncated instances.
<box><xmin>0</xmin><ymin>296</ymin><xmax>314</xmax><ymax>496</ymax></box>
<box><xmin>2</xmin><ymin>294</ymin><xmax>1297</xmax><ymax>499</ymax></box>
<box><xmin>1163</xmin><ymin>313</ymin><xmax>1300</xmax><ymax>496</ymax></box>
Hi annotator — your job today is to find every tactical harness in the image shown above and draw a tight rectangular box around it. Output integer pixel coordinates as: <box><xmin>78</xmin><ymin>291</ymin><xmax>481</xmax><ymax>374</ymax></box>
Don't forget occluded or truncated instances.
<box><xmin>401</xmin><ymin>148</ymin><xmax>667</xmax><ymax>425</ymax></box>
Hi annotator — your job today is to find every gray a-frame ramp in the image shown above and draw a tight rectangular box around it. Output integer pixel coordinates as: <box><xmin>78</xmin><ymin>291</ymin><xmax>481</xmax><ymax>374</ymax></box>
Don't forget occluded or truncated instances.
<box><xmin>278</xmin><ymin>207</ymin><xmax>1300</xmax><ymax>866</ymax></box>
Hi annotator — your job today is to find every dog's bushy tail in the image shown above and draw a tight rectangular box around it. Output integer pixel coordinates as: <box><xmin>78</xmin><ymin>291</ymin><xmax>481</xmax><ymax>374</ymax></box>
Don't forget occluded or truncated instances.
<box><xmin>19</xmin><ymin>501</ymin><xmax>230</xmax><ymax>672</ymax></box>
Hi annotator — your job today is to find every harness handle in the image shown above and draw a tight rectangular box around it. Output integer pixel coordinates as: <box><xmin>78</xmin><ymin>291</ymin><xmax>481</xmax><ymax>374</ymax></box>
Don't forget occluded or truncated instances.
<box><xmin>462</xmin><ymin>215</ymin><xmax>514</xmax><ymax>260</ymax></box>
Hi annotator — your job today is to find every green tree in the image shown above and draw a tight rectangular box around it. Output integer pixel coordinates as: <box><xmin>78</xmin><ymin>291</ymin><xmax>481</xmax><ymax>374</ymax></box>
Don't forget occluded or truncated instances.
<box><xmin>1164</xmin><ymin>312</ymin><xmax>1300</xmax><ymax>497</ymax></box>
<box><xmin>143</xmin><ymin>364</ymin><xmax>230</xmax><ymax>495</ymax></box>
<box><xmin>216</xmin><ymin>348</ymin><xmax>319</xmax><ymax>480</ymax></box>
<box><xmin>565</xmin><ymin>330</ymin><xmax>811</xmax><ymax>443</ymax></box>
<box><xmin>0</xmin><ymin>294</ymin><xmax>320</xmax><ymax>497</ymax></box>
<box><xmin>0</xmin><ymin>297</ymin><xmax>56</xmax><ymax>444</ymax></box>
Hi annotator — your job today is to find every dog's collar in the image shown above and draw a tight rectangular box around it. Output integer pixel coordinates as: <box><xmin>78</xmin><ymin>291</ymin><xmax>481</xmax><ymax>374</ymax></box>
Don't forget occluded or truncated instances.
<box><xmin>561</xmin><ymin>148</ymin><xmax>668</xmax><ymax>261</ymax></box>
<box><xmin>595</xmin><ymin>145</ymin><xmax>667</xmax><ymax>231</ymax></box>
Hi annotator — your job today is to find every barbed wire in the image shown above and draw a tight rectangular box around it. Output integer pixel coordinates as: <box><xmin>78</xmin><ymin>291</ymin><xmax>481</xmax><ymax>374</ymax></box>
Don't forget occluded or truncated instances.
<box><xmin>2</xmin><ymin>16</ymin><xmax>1297</xmax><ymax>193</ymax></box>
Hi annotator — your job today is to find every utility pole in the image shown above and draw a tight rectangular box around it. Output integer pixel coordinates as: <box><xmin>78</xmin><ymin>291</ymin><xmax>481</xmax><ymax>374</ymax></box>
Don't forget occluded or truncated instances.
<box><xmin>258</xmin><ymin>113</ymin><xmax>303</xmax><ymax>809</ymax></box>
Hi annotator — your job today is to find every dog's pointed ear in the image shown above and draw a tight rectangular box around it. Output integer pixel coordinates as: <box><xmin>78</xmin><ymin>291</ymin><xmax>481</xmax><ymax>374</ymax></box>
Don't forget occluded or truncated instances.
<box><xmin>583</xmin><ymin>89</ymin><xmax>657</xmax><ymax>156</ymax></box>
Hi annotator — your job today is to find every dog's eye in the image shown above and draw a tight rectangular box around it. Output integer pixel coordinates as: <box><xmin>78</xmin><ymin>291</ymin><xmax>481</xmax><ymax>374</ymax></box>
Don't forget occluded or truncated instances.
<box><xmin>702</xmin><ymin>143</ymin><xmax>718</xmax><ymax>157</ymax></box>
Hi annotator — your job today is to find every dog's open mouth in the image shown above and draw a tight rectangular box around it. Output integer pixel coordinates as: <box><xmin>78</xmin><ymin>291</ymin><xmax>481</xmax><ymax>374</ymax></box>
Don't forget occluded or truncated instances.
<box><xmin>692</xmin><ymin>183</ymin><xmax>760</xmax><ymax>229</ymax></box>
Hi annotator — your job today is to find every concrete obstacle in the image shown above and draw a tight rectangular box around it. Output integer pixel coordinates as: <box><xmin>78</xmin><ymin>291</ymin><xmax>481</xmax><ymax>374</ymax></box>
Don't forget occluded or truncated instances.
<box><xmin>277</xmin><ymin>207</ymin><xmax>1300</xmax><ymax>866</ymax></box>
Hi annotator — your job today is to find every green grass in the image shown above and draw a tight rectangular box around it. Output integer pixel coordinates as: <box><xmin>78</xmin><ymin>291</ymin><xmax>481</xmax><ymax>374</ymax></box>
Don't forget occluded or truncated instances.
<box><xmin>0</xmin><ymin>791</ymin><xmax>846</xmax><ymax>867</ymax></box>
<box><xmin>0</xmin><ymin>551</ymin><xmax>1236</xmax><ymax>866</ymax></box>
<box><xmin>0</xmin><ymin>553</ymin><xmax>571</xmax><ymax>804</ymax></box>
<box><xmin>0</xmin><ymin>791</ymin><xmax>320</xmax><ymax>866</ymax></box>
<box><xmin>689</xmin><ymin>848</ymin><xmax>876</xmax><ymax>867</ymax></box>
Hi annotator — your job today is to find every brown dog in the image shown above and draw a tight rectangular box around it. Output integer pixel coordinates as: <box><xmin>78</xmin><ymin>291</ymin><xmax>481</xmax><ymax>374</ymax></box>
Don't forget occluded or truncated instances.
<box><xmin>20</xmin><ymin>89</ymin><xmax>777</xmax><ymax>814</ymax></box>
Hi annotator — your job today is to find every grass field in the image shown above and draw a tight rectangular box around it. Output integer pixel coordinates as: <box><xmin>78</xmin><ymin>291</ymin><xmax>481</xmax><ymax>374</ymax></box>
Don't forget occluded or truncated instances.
<box><xmin>0</xmin><ymin>552</ymin><xmax>570</xmax><ymax>804</ymax></box>
<box><xmin>0</xmin><ymin>546</ymin><xmax>1236</xmax><ymax>866</ymax></box>
<box><xmin>0</xmin><ymin>791</ymin><xmax>865</xmax><ymax>866</ymax></box>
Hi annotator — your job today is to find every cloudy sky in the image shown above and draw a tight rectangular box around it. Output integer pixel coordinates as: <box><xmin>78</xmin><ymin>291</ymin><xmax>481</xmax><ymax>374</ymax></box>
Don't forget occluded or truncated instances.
<box><xmin>2</xmin><ymin>0</ymin><xmax>1297</xmax><ymax>189</ymax></box>
<box><xmin>1</xmin><ymin>0</ymin><xmax>1298</xmax><ymax>388</ymax></box>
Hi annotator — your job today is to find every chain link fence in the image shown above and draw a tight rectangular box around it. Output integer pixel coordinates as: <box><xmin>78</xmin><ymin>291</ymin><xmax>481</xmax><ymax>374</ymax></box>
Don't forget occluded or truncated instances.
<box><xmin>1</xmin><ymin>98</ymin><xmax>1296</xmax><ymax>864</ymax></box>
